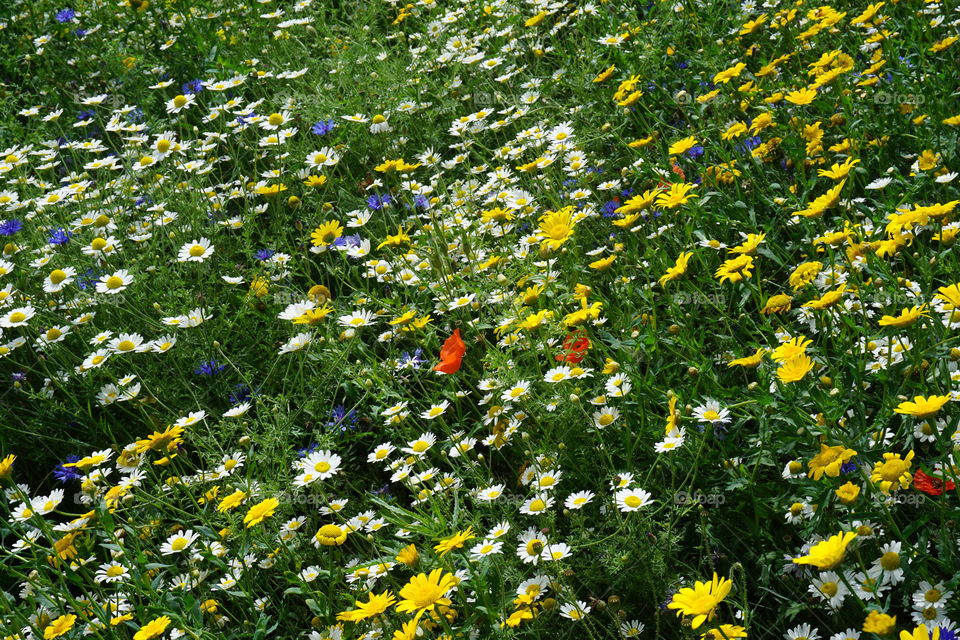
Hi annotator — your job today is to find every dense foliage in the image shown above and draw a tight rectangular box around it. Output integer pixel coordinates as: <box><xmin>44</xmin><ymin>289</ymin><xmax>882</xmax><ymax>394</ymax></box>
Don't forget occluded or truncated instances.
<box><xmin>1</xmin><ymin>1</ymin><xmax>959</xmax><ymax>640</ymax></box>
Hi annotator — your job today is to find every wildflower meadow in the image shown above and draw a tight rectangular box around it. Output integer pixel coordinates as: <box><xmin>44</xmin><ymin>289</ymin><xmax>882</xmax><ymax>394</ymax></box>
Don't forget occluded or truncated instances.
<box><xmin>2</xmin><ymin>1</ymin><xmax>960</xmax><ymax>640</ymax></box>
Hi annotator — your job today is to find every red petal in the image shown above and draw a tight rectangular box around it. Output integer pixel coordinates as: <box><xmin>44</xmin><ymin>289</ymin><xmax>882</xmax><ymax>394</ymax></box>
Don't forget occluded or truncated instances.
<box><xmin>434</xmin><ymin>329</ymin><xmax>465</xmax><ymax>374</ymax></box>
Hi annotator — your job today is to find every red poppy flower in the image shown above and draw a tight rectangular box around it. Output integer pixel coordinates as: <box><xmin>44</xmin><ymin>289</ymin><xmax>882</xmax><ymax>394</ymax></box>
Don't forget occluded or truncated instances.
<box><xmin>914</xmin><ymin>468</ymin><xmax>955</xmax><ymax>496</ymax></box>
<box><xmin>555</xmin><ymin>332</ymin><xmax>590</xmax><ymax>364</ymax></box>
<box><xmin>434</xmin><ymin>329</ymin><xmax>466</xmax><ymax>374</ymax></box>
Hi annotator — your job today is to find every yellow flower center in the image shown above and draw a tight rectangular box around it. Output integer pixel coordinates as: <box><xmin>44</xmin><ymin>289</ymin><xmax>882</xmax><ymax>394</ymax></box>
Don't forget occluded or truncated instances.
<box><xmin>319</xmin><ymin>524</ymin><xmax>343</xmax><ymax>538</ymax></box>
<box><xmin>94</xmin><ymin>215</ymin><xmax>110</xmax><ymax>227</ymax></box>
<box><xmin>624</xmin><ymin>495</ymin><xmax>642</xmax><ymax>508</ymax></box>
<box><xmin>877</xmin><ymin>459</ymin><xmax>909</xmax><ymax>481</ymax></box>
<box><xmin>117</xmin><ymin>340</ymin><xmax>136</xmax><ymax>352</ymax></box>
<box><xmin>157</xmin><ymin>139</ymin><xmax>171</xmax><ymax>153</ymax></box>
<box><xmin>106</xmin><ymin>276</ymin><xmax>124</xmax><ymax>289</ymax></box>
<box><xmin>819</xmin><ymin>581</ymin><xmax>838</xmax><ymax>597</ymax></box>
<box><xmin>9</xmin><ymin>312</ymin><xmax>26</xmax><ymax>323</ymax></box>
<box><xmin>528</xmin><ymin>499</ymin><xmax>546</xmax><ymax>512</ymax></box>
<box><xmin>598</xmin><ymin>414</ymin><xmax>614</xmax><ymax>426</ymax></box>
<box><xmin>189</xmin><ymin>245</ymin><xmax>206</xmax><ymax>257</ymax></box>
<box><xmin>106</xmin><ymin>566</ymin><xmax>125</xmax><ymax>577</ymax></box>
<box><xmin>314</xmin><ymin>461</ymin><xmax>331</xmax><ymax>473</ymax></box>
<box><xmin>857</xmin><ymin>525</ymin><xmax>873</xmax><ymax>536</ymax></box>
<box><xmin>880</xmin><ymin>552</ymin><xmax>900</xmax><ymax>571</ymax></box>
<box><xmin>49</xmin><ymin>269</ymin><xmax>67</xmax><ymax>284</ymax></box>
<box><xmin>91</xmin><ymin>237</ymin><xmax>108</xmax><ymax>250</ymax></box>
<box><xmin>46</xmin><ymin>328</ymin><xmax>62</xmax><ymax>340</ymax></box>
<box><xmin>171</xmin><ymin>537</ymin><xmax>188</xmax><ymax>551</ymax></box>
<box><xmin>173</xmin><ymin>95</ymin><xmax>188</xmax><ymax>108</ymax></box>
<box><xmin>268</xmin><ymin>113</ymin><xmax>284</xmax><ymax>125</ymax></box>
<box><xmin>412</xmin><ymin>441</ymin><xmax>429</xmax><ymax>453</ymax></box>
<box><xmin>925</xmin><ymin>589</ymin><xmax>942</xmax><ymax>603</ymax></box>
<box><xmin>702</xmin><ymin>410</ymin><xmax>721</xmax><ymax>421</ymax></box>
<box><xmin>372</xmin><ymin>114</ymin><xmax>386</xmax><ymax>124</ymax></box>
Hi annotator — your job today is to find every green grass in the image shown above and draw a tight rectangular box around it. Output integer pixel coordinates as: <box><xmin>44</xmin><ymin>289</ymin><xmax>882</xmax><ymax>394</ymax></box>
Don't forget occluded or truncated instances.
<box><xmin>1</xmin><ymin>1</ymin><xmax>960</xmax><ymax>639</ymax></box>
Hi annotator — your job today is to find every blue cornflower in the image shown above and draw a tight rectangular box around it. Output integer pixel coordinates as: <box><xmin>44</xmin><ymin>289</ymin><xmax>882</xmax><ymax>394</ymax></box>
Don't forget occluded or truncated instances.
<box><xmin>182</xmin><ymin>79</ymin><xmax>204</xmax><ymax>94</ymax></box>
<box><xmin>76</xmin><ymin>268</ymin><xmax>98</xmax><ymax>290</ymax></box>
<box><xmin>412</xmin><ymin>194</ymin><xmax>430</xmax><ymax>209</ymax></box>
<box><xmin>54</xmin><ymin>456</ymin><xmax>82</xmax><ymax>483</ymax></box>
<box><xmin>55</xmin><ymin>8</ymin><xmax>76</xmax><ymax>22</ymax></box>
<box><xmin>333</xmin><ymin>234</ymin><xmax>362</xmax><ymax>249</ymax></box>
<box><xmin>228</xmin><ymin>384</ymin><xmax>256</xmax><ymax>404</ymax></box>
<box><xmin>326</xmin><ymin>405</ymin><xmax>358</xmax><ymax>432</ymax></box>
<box><xmin>311</xmin><ymin>118</ymin><xmax>336</xmax><ymax>135</ymax></box>
<box><xmin>676</xmin><ymin>61</ymin><xmax>689</xmax><ymax>70</ymax></box>
<box><xmin>686</xmin><ymin>144</ymin><xmax>705</xmax><ymax>160</ymax></box>
<box><xmin>296</xmin><ymin>442</ymin><xmax>320</xmax><ymax>459</ymax></box>
<box><xmin>601</xmin><ymin>200</ymin><xmax>621</xmax><ymax>217</ymax></box>
<box><xmin>194</xmin><ymin>359</ymin><xmax>226</xmax><ymax>376</ymax></box>
<box><xmin>0</xmin><ymin>219</ymin><xmax>23</xmax><ymax>236</ymax></box>
<box><xmin>77</xmin><ymin>109</ymin><xmax>96</xmax><ymax>121</ymax></box>
<box><xmin>11</xmin><ymin>372</ymin><xmax>27</xmax><ymax>382</ymax></box>
<box><xmin>48</xmin><ymin>228</ymin><xmax>72</xmax><ymax>245</ymax></box>
<box><xmin>938</xmin><ymin>629</ymin><xmax>957</xmax><ymax>640</ymax></box>
<box><xmin>73</xmin><ymin>28</ymin><xmax>87</xmax><ymax>37</ymax></box>
<box><xmin>397</xmin><ymin>348</ymin><xmax>426</xmax><ymax>370</ymax></box>
<box><xmin>367</xmin><ymin>193</ymin><xmax>392</xmax><ymax>210</ymax></box>
<box><xmin>840</xmin><ymin>458</ymin><xmax>864</xmax><ymax>474</ymax></box>
<box><xmin>736</xmin><ymin>136</ymin><xmax>762</xmax><ymax>154</ymax></box>
<box><xmin>254</xmin><ymin>248</ymin><xmax>275</xmax><ymax>261</ymax></box>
